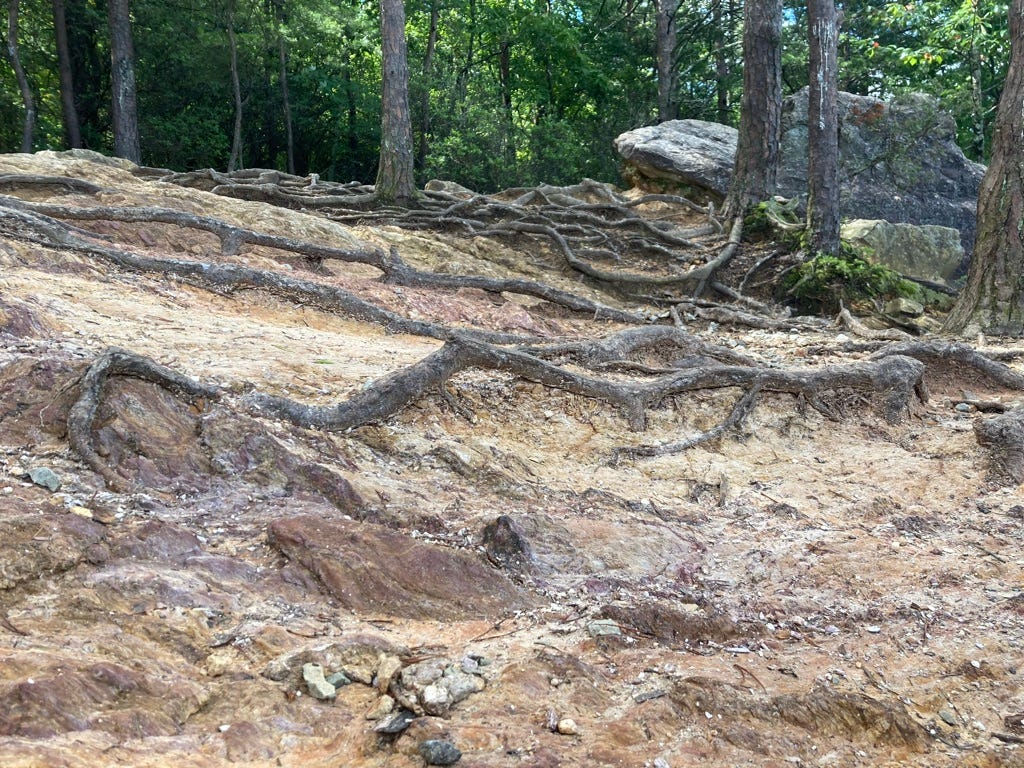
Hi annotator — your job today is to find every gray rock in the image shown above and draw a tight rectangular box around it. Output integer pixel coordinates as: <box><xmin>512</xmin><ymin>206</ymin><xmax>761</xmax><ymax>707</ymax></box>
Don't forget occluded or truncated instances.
<box><xmin>587</xmin><ymin>618</ymin><xmax>622</xmax><ymax>638</ymax></box>
<box><xmin>442</xmin><ymin>667</ymin><xmax>486</xmax><ymax>703</ymax></box>
<box><xmin>843</xmin><ymin>219</ymin><xmax>963</xmax><ymax>286</ymax></box>
<box><xmin>615</xmin><ymin>90</ymin><xmax>984</xmax><ymax>254</ymax></box>
<box><xmin>301</xmin><ymin>663</ymin><xmax>336</xmax><ymax>701</ymax></box>
<box><xmin>28</xmin><ymin>467</ymin><xmax>61</xmax><ymax>492</ymax></box>
<box><xmin>614</xmin><ymin>120</ymin><xmax>738</xmax><ymax>199</ymax></box>
<box><xmin>326</xmin><ymin>671</ymin><xmax>351</xmax><ymax>688</ymax></box>
<box><xmin>419</xmin><ymin>739</ymin><xmax>462</xmax><ymax>766</ymax></box>
<box><xmin>372</xmin><ymin>708</ymin><xmax>417</xmax><ymax>734</ymax></box>
<box><xmin>884</xmin><ymin>297</ymin><xmax>926</xmax><ymax>317</ymax></box>
<box><xmin>420</xmin><ymin>682</ymin><xmax>452</xmax><ymax>716</ymax></box>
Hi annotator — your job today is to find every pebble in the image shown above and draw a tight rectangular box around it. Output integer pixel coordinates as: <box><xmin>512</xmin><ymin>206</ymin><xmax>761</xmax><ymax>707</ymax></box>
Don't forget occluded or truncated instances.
<box><xmin>586</xmin><ymin>619</ymin><xmax>622</xmax><ymax>638</ymax></box>
<box><xmin>556</xmin><ymin>718</ymin><xmax>579</xmax><ymax>735</ymax></box>
<box><xmin>955</xmin><ymin>402</ymin><xmax>972</xmax><ymax>413</ymax></box>
<box><xmin>373</xmin><ymin>708</ymin><xmax>417</xmax><ymax>734</ymax></box>
<box><xmin>419</xmin><ymin>739</ymin><xmax>462</xmax><ymax>766</ymax></box>
<box><xmin>326</xmin><ymin>671</ymin><xmax>351</xmax><ymax>688</ymax></box>
<box><xmin>375</xmin><ymin>654</ymin><xmax>403</xmax><ymax>693</ymax></box>
<box><xmin>301</xmin><ymin>663</ymin><xmax>336</xmax><ymax>701</ymax></box>
<box><xmin>938</xmin><ymin>708</ymin><xmax>958</xmax><ymax>726</ymax></box>
<box><xmin>421</xmin><ymin>682</ymin><xmax>452</xmax><ymax>716</ymax></box>
<box><xmin>365</xmin><ymin>694</ymin><xmax>395</xmax><ymax>720</ymax></box>
<box><xmin>28</xmin><ymin>467</ymin><xmax>61</xmax><ymax>492</ymax></box>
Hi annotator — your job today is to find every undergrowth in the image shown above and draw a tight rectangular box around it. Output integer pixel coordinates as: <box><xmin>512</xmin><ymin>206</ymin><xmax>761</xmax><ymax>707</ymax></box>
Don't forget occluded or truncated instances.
<box><xmin>783</xmin><ymin>244</ymin><xmax>921</xmax><ymax>314</ymax></box>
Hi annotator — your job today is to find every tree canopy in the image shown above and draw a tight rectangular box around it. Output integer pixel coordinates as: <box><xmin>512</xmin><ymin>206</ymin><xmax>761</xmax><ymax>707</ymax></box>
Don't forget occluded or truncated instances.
<box><xmin>0</xmin><ymin>0</ymin><xmax>1009</xmax><ymax>189</ymax></box>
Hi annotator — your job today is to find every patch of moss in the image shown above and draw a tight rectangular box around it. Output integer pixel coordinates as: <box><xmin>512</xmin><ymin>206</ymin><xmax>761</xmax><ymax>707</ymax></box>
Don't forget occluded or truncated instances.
<box><xmin>783</xmin><ymin>244</ymin><xmax>921</xmax><ymax>314</ymax></box>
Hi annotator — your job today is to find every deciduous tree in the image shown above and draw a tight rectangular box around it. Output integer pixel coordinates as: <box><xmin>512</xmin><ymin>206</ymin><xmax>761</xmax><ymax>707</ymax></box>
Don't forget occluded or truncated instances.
<box><xmin>5</xmin><ymin>0</ymin><xmax>35</xmax><ymax>152</ymax></box>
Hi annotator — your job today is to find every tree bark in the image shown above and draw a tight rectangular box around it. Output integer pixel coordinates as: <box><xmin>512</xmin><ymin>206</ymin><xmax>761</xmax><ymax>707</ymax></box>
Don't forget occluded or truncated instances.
<box><xmin>806</xmin><ymin>0</ymin><xmax>840</xmax><ymax>255</ymax></box>
<box><xmin>654</xmin><ymin>0</ymin><xmax>678</xmax><ymax>123</ymax></box>
<box><xmin>275</xmin><ymin>5</ymin><xmax>295</xmax><ymax>175</ymax></box>
<box><xmin>944</xmin><ymin>0</ymin><xmax>1024</xmax><ymax>335</ymax></box>
<box><xmin>52</xmin><ymin>0</ymin><xmax>81</xmax><ymax>148</ymax></box>
<box><xmin>107</xmin><ymin>0</ymin><xmax>141</xmax><ymax>163</ymax></box>
<box><xmin>227</xmin><ymin>10</ymin><xmax>243</xmax><ymax>172</ymax></box>
<box><xmin>722</xmin><ymin>0</ymin><xmax>782</xmax><ymax>219</ymax></box>
<box><xmin>375</xmin><ymin>0</ymin><xmax>416</xmax><ymax>203</ymax></box>
<box><xmin>5</xmin><ymin>0</ymin><xmax>35</xmax><ymax>153</ymax></box>
<box><xmin>416</xmin><ymin>0</ymin><xmax>439</xmax><ymax>172</ymax></box>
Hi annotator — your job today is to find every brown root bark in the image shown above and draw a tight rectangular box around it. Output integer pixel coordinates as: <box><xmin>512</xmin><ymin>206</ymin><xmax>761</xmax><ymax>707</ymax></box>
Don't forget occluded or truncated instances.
<box><xmin>974</xmin><ymin>408</ymin><xmax>1024</xmax><ymax>486</ymax></box>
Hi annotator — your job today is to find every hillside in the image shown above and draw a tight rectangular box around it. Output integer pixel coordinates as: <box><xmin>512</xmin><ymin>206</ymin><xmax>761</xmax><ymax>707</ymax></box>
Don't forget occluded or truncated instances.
<box><xmin>1</xmin><ymin>150</ymin><xmax>1023</xmax><ymax>767</ymax></box>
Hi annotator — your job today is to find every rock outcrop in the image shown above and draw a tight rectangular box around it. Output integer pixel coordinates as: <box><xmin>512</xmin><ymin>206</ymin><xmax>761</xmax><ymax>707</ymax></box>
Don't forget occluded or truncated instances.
<box><xmin>615</xmin><ymin>89</ymin><xmax>985</xmax><ymax>252</ymax></box>
<box><xmin>841</xmin><ymin>219</ymin><xmax>965</xmax><ymax>285</ymax></box>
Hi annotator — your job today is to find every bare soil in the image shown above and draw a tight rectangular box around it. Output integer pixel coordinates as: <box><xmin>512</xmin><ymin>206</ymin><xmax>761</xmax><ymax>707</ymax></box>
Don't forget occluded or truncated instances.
<box><xmin>1</xmin><ymin>151</ymin><xmax>1023</xmax><ymax>768</ymax></box>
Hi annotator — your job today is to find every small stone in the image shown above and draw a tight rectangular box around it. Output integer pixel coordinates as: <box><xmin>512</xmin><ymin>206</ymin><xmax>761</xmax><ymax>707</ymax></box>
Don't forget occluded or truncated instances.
<box><xmin>28</xmin><ymin>467</ymin><xmax>61</xmax><ymax>492</ymax></box>
<box><xmin>373</xmin><ymin>708</ymin><xmax>417</xmax><ymax>734</ymax></box>
<box><xmin>69</xmin><ymin>505</ymin><xmax>94</xmax><ymax>519</ymax></box>
<box><xmin>326</xmin><ymin>671</ymin><xmax>351</xmax><ymax>688</ymax></box>
<box><xmin>884</xmin><ymin>297</ymin><xmax>925</xmax><ymax>317</ymax></box>
<box><xmin>442</xmin><ymin>668</ymin><xmax>485</xmax><ymax>703</ymax></box>
<box><xmin>302</xmin><ymin>663</ymin><xmax>336</xmax><ymax>701</ymax></box>
<box><xmin>375</xmin><ymin>654</ymin><xmax>403</xmax><ymax>693</ymax></box>
<box><xmin>419</xmin><ymin>739</ymin><xmax>462</xmax><ymax>766</ymax></box>
<box><xmin>365</xmin><ymin>694</ymin><xmax>395</xmax><ymax>720</ymax></box>
<box><xmin>938</xmin><ymin>708</ymin><xmax>958</xmax><ymax>726</ymax></box>
<box><xmin>421</xmin><ymin>682</ymin><xmax>452</xmax><ymax>716</ymax></box>
<box><xmin>954</xmin><ymin>402</ymin><xmax>972</xmax><ymax>413</ymax></box>
<box><xmin>587</xmin><ymin>619</ymin><xmax>621</xmax><ymax>638</ymax></box>
<box><xmin>556</xmin><ymin>718</ymin><xmax>579</xmax><ymax>736</ymax></box>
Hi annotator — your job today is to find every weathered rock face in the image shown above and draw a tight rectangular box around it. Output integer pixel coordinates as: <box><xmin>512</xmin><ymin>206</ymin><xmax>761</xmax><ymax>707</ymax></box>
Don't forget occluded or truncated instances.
<box><xmin>268</xmin><ymin>515</ymin><xmax>533</xmax><ymax>620</ymax></box>
<box><xmin>841</xmin><ymin>219</ymin><xmax>965</xmax><ymax>285</ymax></box>
<box><xmin>615</xmin><ymin>90</ymin><xmax>985</xmax><ymax>252</ymax></box>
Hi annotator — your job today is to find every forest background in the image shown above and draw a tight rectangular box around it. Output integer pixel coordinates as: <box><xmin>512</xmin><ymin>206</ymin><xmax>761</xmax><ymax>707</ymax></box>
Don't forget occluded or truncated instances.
<box><xmin>0</xmin><ymin>0</ymin><xmax>1008</xmax><ymax>192</ymax></box>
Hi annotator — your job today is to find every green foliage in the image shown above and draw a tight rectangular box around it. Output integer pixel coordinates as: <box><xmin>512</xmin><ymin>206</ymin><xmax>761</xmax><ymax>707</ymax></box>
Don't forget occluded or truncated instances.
<box><xmin>0</xmin><ymin>0</ymin><xmax>1007</xmax><ymax>181</ymax></box>
<box><xmin>783</xmin><ymin>245</ymin><xmax>921</xmax><ymax>314</ymax></box>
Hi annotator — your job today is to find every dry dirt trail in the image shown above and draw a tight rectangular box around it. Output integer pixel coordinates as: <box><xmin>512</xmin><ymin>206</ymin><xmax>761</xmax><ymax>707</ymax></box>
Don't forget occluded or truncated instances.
<box><xmin>0</xmin><ymin>150</ymin><xmax>1023</xmax><ymax>767</ymax></box>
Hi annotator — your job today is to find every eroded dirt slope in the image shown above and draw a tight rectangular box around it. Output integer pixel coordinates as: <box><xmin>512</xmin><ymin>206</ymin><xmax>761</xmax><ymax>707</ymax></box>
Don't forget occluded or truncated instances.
<box><xmin>0</xmin><ymin>151</ymin><xmax>1023</xmax><ymax>768</ymax></box>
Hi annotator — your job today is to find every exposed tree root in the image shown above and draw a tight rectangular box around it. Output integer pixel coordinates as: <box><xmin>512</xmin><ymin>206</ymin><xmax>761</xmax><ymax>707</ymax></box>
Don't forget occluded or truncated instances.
<box><xmin>0</xmin><ymin>196</ymin><xmax>640</xmax><ymax>324</ymax></box>
<box><xmin>67</xmin><ymin>348</ymin><xmax>221</xmax><ymax>491</ymax></box>
<box><xmin>873</xmin><ymin>341</ymin><xmax>1024</xmax><ymax>390</ymax></box>
<box><xmin>162</xmin><ymin>173</ymin><xmax>751</xmax><ymax>300</ymax></box>
<box><xmin>974</xmin><ymin>407</ymin><xmax>1024</xmax><ymax>486</ymax></box>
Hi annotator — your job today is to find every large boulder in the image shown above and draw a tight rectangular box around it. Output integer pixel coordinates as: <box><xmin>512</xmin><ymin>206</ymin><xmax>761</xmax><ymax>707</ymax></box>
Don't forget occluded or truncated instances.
<box><xmin>615</xmin><ymin>89</ymin><xmax>985</xmax><ymax>253</ymax></box>
<box><xmin>613</xmin><ymin>120</ymin><xmax>738</xmax><ymax>198</ymax></box>
<box><xmin>841</xmin><ymin>219</ymin><xmax>964</xmax><ymax>285</ymax></box>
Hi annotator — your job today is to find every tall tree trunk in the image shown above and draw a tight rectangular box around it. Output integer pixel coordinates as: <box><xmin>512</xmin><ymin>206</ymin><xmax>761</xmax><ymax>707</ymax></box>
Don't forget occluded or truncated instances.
<box><xmin>722</xmin><ymin>0</ymin><xmax>782</xmax><ymax>218</ymax></box>
<box><xmin>227</xmin><ymin>12</ymin><xmax>244</xmax><ymax>171</ymax></box>
<box><xmin>654</xmin><ymin>0</ymin><xmax>678</xmax><ymax>122</ymax></box>
<box><xmin>275</xmin><ymin>12</ymin><xmax>295</xmax><ymax>174</ymax></box>
<box><xmin>415</xmin><ymin>0</ymin><xmax>438</xmax><ymax>172</ymax></box>
<box><xmin>944</xmin><ymin>0</ymin><xmax>1024</xmax><ymax>335</ymax></box>
<box><xmin>5</xmin><ymin>0</ymin><xmax>35</xmax><ymax>152</ymax></box>
<box><xmin>107</xmin><ymin>0</ymin><xmax>140</xmax><ymax>163</ymax></box>
<box><xmin>66</xmin><ymin>0</ymin><xmax>103</xmax><ymax>149</ymax></box>
<box><xmin>806</xmin><ymin>0</ymin><xmax>840</xmax><ymax>255</ymax></box>
<box><xmin>713</xmin><ymin>0</ymin><xmax>731</xmax><ymax>124</ymax></box>
<box><xmin>375</xmin><ymin>0</ymin><xmax>416</xmax><ymax>203</ymax></box>
<box><xmin>52</xmin><ymin>0</ymin><xmax>81</xmax><ymax>148</ymax></box>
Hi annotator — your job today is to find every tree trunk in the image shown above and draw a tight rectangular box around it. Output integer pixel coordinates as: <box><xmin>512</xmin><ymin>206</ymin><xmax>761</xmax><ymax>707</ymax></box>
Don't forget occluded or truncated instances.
<box><xmin>415</xmin><ymin>0</ymin><xmax>438</xmax><ymax>172</ymax></box>
<box><xmin>275</xmin><ymin>13</ymin><xmax>295</xmax><ymax>175</ymax></box>
<box><xmin>5</xmin><ymin>0</ymin><xmax>35</xmax><ymax>153</ymax></box>
<box><xmin>944</xmin><ymin>0</ymin><xmax>1024</xmax><ymax>336</ymax></box>
<box><xmin>806</xmin><ymin>0</ymin><xmax>840</xmax><ymax>255</ymax></box>
<box><xmin>654</xmin><ymin>0</ymin><xmax>678</xmax><ymax>123</ymax></box>
<box><xmin>713</xmin><ymin>0</ymin><xmax>732</xmax><ymax>125</ymax></box>
<box><xmin>722</xmin><ymin>0</ymin><xmax>782</xmax><ymax>219</ymax></box>
<box><xmin>52</xmin><ymin>0</ymin><xmax>81</xmax><ymax>148</ymax></box>
<box><xmin>107</xmin><ymin>0</ymin><xmax>140</xmax><ymax>163</ymax></box>
<box><xmin>375</xmin><ymin>0</ymin><xmax>416</xmax><ymax>203</ymax></box>
<box><xmin>227</xmin><ymin>13</ymin><xmax>243</xmax><ymax>172</ymax></box>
